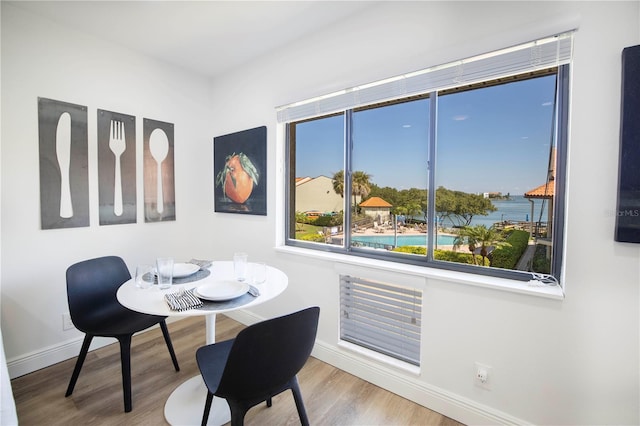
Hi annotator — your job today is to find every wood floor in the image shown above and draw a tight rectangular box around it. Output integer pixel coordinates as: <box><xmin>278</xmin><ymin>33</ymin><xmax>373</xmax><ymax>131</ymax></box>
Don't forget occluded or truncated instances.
<box><xmin>11</xmin><ymin>315</ymin><xmax>463</xmax><ymax>425</ymax></box>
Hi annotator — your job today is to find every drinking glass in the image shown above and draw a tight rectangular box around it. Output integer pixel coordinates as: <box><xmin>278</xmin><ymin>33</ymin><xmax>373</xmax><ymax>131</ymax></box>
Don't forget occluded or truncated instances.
<box><xmin>233</xmin><ymin>252</ymin><xmax>248</xmax><ymax>282</ymax></box>
<box><xmin>135</xmin><ymin>264</ymin><xmax>153</xmax><ymax>289</ymax></box>
<box><xmin>252</xmin><ymin>262</ymin><xmax>267</xmax><ymax>285</ymax></box>
<box><xmin>156</xmin><ymin>257</ymin><xmax>174</xmax><ymax>290</ymax></box>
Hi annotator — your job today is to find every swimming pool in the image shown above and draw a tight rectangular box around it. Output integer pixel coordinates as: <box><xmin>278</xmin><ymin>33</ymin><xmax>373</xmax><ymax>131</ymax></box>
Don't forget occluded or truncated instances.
<box><xmin>351</xmin><ymin>234</ymin><xmax>457</xmax><ymax>246</ymax></box>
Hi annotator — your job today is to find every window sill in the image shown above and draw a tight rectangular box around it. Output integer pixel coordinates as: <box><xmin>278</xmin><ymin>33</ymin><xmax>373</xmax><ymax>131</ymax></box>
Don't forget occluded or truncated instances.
<box><xmin>275</xmin><ymin>245</ymin><xmax>565</xmax><ymax>300</ymax></box>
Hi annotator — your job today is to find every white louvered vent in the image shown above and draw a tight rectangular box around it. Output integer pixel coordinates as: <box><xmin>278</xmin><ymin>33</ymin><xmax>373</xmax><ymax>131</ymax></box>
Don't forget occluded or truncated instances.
<box><xmin>340</xmin><ymin>275</ymin><xmax>422</xmax><ymax>366</ymax></box>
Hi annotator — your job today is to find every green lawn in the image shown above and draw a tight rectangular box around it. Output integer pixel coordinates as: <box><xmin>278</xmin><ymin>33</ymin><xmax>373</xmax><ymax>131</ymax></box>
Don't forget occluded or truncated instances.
<box><xmin>295</xmin><ymin>223</ymin><xmax>323</xmax><ymax>239</ymax></box>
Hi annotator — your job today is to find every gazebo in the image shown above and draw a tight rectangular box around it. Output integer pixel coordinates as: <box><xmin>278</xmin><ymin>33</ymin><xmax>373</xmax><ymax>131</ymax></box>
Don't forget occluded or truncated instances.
<box><xmin>524</xmin><ymin>179</ymin><xmax>554</xmax><ymax>240</ymax></box>
<box><xmin>359</xmin><ymin>196</ymin><xmax>393</xmax><ymax>223</ymax></box>
<box><xmin>524</xmin><ymin>147</ymin><xmax>556</xmax><ymax>242</ymax></box>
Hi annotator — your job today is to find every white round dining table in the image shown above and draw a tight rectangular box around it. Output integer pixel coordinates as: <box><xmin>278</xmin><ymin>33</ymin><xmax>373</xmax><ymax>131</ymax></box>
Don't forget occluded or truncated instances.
<box><xmin>116</xmin><ymin>261</ymin><xmax>288</xmax><ymax>426</ymax></box>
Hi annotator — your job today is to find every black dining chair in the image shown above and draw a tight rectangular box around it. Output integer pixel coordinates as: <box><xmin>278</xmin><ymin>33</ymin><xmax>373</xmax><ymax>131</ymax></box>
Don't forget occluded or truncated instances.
<box><xmin>64</xmin><ymin>255</ymin><xmax>180</xmax><ymax>412</ymax></box>
<box><xmin>196</xmin><ymin>306</ymin><xmax>320</xmax><ymax>426</ymax></box>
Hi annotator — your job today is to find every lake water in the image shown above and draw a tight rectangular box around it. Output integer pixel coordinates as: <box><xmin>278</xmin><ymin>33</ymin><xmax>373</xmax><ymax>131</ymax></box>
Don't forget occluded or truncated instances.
<box><xmin>427</xmin><ymin>195</ymin><xmax>549</xmax><ymax>229</ymax></box>
<box><xmin>470</xmin><ymin>195</ymin><xmax>549</xmax><ymax>228</ymax></box>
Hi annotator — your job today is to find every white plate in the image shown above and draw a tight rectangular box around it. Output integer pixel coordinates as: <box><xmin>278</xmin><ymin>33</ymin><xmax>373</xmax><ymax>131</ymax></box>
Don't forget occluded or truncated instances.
<box><xmin>195</xmin><ymin>281</ymin><xmax>249</xmax><ymax>301</ymax></box>
<box><xmin>172</xmin><ymin>263</ymin><xmax>200</xmax><ymax>278</ymax></box>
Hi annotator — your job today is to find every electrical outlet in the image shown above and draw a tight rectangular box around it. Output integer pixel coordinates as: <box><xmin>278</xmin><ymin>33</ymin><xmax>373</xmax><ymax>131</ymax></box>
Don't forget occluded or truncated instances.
<box><xmin>475</xmin><ymin>362</ymin><xmax>492</xmax><ymax>389</ymax></box>
<box><xmin>62</xmin><ymin>313</ymin><xmax>74</xmax><ymax>331</ymax></box>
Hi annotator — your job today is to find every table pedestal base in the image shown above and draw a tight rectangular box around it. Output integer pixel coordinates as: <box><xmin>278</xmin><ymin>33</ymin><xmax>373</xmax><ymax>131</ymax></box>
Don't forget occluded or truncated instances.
<box><xmin>164</xmin><ymin>375</ymin><xmax>230</xmax><ymax>425</ymax></box>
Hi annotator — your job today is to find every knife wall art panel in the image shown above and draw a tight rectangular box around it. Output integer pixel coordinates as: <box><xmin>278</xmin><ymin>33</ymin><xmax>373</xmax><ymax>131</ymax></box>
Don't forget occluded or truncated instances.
<box><xmin>97</xmin><ymin>110</ymin><xmax>136</xmax><ymax>225</ymax></box>
<box><xmin>38</xmin><ymin>98</ymin><xmax>89</xmax><ymax>229</ymax></box>
<box><xmin>143</xmin><ymin>118</ymin><xmax>175</xmax><ymax>222</ymax></box>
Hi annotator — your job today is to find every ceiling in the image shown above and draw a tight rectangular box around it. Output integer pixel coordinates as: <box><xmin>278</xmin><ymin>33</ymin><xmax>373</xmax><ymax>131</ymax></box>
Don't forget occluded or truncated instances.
<box><xmin>8</xmin><ymin>1</ymin><xmax>377</xmax><ymax>79</ymax></box>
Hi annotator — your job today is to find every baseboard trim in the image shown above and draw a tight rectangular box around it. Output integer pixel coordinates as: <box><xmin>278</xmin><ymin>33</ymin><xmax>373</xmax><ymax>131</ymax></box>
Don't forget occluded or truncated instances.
<box><xmin>8</xmin><ymin>335</ymin><xmax>109</xmax><ymax>379</ymax></box>
<box><xmin>226</xmin><ymin>310</ymin><xmax>527</xmax><ymax>426</ymax></box>
<box><xmin>312</xmin><ymin>342</ymin><xmax>528</xmax><ymax>425</ymax></box>
<box><xmin>7</xmin><ymin>318</ymin><xmax>181</xmax><ymax>379</ymax></box>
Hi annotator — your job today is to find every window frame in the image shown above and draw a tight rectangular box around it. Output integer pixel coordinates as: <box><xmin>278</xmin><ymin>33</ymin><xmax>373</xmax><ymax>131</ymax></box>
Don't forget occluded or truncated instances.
<box><xmin>283</xmin><ymin>41</ymin><xmax>571</xmax><ymax>287</ymax></box>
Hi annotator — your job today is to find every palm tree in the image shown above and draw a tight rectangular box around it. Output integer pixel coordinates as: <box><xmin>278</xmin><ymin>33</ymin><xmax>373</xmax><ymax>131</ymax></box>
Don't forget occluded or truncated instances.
<box><xmin>453</xmin><ymin>228</ymin><xmax>476</xmax><ymax>263</ymax></box>
<box><xmin>332</xmin><ymin>170</ymin><xmax>372</xmax><ymax>213</ymax></box>
<box><xmin>453</xmin><ymin>225</ymin><xmax>507</xmax><ymax>266</ymax></box>
<box><xmin>351</xmin><ymin>171</ymin><xmax>372</xmax><ymax>208</ymax></box>
<box><xmin>332</xmin><ymin>170</ymin><xmax>345</xmax><ymax>198</ymax></box>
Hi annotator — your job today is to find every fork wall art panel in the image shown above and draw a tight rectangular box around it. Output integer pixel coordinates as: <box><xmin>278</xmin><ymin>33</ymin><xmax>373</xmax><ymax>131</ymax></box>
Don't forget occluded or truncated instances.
<box><xmin>38</xmin><ymin>97</ymin><xmax>89</xmax><ymax>229</ymax></box>
<box><xmin>214</xmin><ymin>126</ymin><xmax>267</xmax><ymax>215</ymax></box>
<box><xmin>143</xmin><ymin>118</ymin><xmax>176</xmax><ymax>222</ymax></box>
<box><xmin>97</xmin><ymin>110</ymin><xmax>137</xmax><ymax>225</ymax></box>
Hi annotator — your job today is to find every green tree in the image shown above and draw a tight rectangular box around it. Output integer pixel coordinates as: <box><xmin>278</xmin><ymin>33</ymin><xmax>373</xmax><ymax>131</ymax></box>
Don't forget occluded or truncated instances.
<box><xmin>352</xmin><ymin>171</ymin><xmax>372</xmax><ymax>207</ymax></box>
<box><xmin>436</xmin><ymin>187</ymin><xmax>496</xmax><ymax>227</ymax></box>
<box><xmin>368</xmin><ymin>185</ymin><xmax>427</xmax><ymax>221</ymax></box>
<box><xmin>332</xmin><ymin>170</ymin><xmax>372</xmax><ymax>213</ymax></box>
<box><xmin>394</xmin><ymin>200</ymin><xmax>422</xmax><ymax>218</ymax></box>
<box><xmin>332</xmin><ymin>170</ymin><xmax>345</xmax><ymax>198</ymax></box>
<box><xmin>360</xmin><ymin>184</ymin><xmax>496</xmax><ymax>227</ymax></box>
<box><xmin>396</xmin><ymin>188</ymin><xmax>426</xmax><ymax>220</ymax></box>
<box><xmin>369</xmin><ymin>185</ymin><xmax>399</xmax><ymax>205</ymax></box>
<box><xmin>453</xmin><ymin>224</ymin><xmax>507</xmax><ymax>266</ymax></box>
<box><xmin>294</xmin><ymin>211</ymin><xmax>307</xmax><ymax>231</ymax></box>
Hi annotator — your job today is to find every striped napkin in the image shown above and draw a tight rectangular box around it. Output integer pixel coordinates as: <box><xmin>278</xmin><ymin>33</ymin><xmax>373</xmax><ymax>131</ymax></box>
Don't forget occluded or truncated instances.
<box><xmin>164</xmin><ymin>288</ymin><xmax>203</xmax><ymax>311</ymax></box>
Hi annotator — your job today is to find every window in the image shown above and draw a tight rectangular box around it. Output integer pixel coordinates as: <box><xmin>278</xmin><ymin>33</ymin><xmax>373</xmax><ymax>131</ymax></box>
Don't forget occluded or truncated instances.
<box><xmin>282</xmin><ymin>33</ymin><xmax>572</xmax><ymax>284</ymax></box>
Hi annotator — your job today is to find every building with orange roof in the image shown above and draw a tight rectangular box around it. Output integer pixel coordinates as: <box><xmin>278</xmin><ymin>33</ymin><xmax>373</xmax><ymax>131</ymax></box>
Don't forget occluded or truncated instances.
<box><xmin>359</xmin><ymin>196</ymin><xmax>393</xmax><ymax>223</ymax></box>
<box><xmin>524</xmin><ymin>149</ymin><xmax>555</xmax><ymax>241</ymax></box>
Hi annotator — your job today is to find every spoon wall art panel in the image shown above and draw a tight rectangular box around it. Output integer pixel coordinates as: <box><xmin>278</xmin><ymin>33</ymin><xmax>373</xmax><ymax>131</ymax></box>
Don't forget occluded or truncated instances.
<box><xmin>214</xmin><ymin>126</ymin><xmax>267</xmax><ymax>215</ymax></box>
<box><xmin>38</xmin><ymin>97</ymin><xmax>89</xmax><ymax>229</ymax></box>
<box><xmin>143</xmin><ymin>118</ymin><xmax>175</xmax><ymax>222</ymax></box>
<box><xmin>97</xmin><ymin>110</ymin><xmax>137</xmax><ymax>225</ymax></box>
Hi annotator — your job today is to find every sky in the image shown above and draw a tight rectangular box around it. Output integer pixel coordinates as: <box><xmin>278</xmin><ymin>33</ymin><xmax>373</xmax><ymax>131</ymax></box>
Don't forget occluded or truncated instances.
<box><xmin>295</xmin><ymin>74</ymin><xmax>557</xmax><ymax>195</ymax></box>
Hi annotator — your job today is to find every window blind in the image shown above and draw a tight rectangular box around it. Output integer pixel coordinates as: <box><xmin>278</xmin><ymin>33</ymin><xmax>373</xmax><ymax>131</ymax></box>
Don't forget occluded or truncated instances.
<box><xmin>276</xmin><ymin>32</ymin><xmax>574</xmax><ymax>123</ymax></box>
<box><xmin>340</xmin><ymin>275</ymin><xmax>422</xmax><ymax>366</ymax></box>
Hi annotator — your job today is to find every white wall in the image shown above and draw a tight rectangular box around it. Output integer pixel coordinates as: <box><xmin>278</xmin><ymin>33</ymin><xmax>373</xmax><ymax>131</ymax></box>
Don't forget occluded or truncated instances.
<box><xmin>0</xmin><ymin>4</ymin><xmax>216</xmax><ymax>364</ymax></box>
<box><xmin>207</xmin><ymin>2</ymin><xmax>640</xmax><ymax>425</ymax></box>
<box><xmin>2</xmin><ymin>2</ymin><xmax>639</xmax><ymax>425</ymax></box>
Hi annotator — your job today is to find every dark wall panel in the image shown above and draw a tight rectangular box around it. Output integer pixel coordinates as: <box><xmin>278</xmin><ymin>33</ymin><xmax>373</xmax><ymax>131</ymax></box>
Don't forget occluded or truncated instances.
<box><xmin>615</xmin><ymin>45</ymin><xmax>640</xmax><ymax>243</ymax></box>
